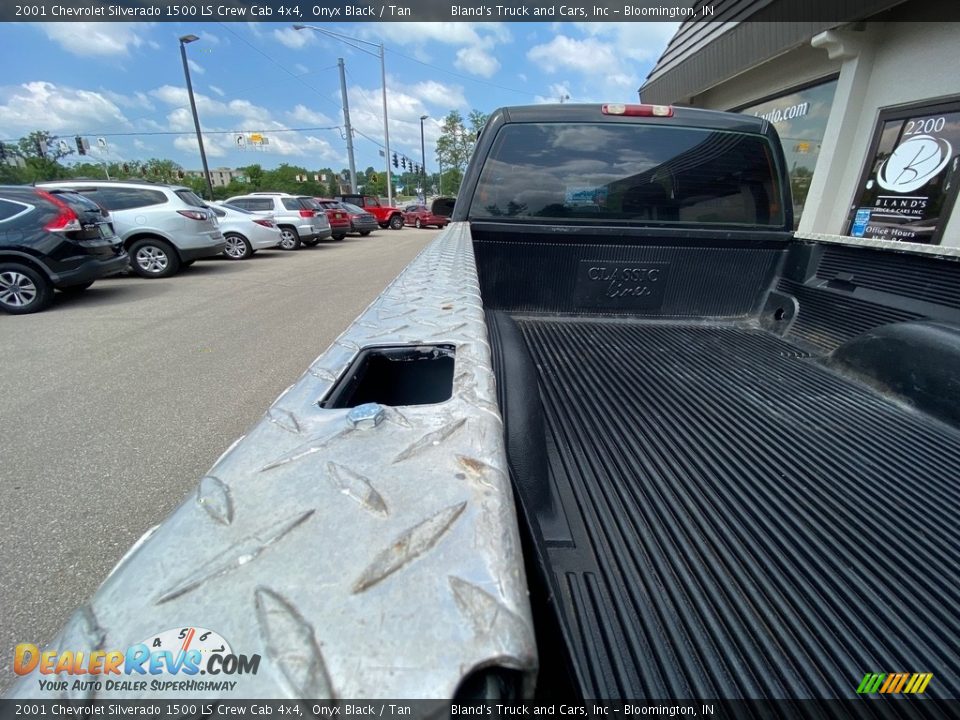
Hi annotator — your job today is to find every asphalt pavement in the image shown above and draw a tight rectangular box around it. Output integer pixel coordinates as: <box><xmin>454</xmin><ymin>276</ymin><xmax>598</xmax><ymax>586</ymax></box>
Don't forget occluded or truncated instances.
<box><xmin>0</xmin><ymin>228</ymin><xmax>437</xmax><ymax>692</ymax></box>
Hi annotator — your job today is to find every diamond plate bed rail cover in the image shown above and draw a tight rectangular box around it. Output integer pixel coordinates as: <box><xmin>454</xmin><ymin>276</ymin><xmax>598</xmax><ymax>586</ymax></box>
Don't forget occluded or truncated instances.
<box><xmin>7</xmin><ymin>222</ymin><xmax>537</xmax><ymax>700</ymax></box>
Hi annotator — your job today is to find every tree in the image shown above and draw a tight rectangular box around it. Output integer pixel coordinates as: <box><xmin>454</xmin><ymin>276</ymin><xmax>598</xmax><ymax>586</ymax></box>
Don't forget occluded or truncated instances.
<box><xmin>435</xmin><ymin>110</ymin><xmax>488</xmax><ymax>195</ymax></box>
<box><xmin>5</xmin><ymin>131</ymin><xmax>74</xmax><ymax>183</ymax></box>
<box><xmin>238</xmin><ymin>164</ymin><xmax>264</xmax><ymax>190</ymax></box>
<box><xmin>142</xmin><ymin>158</ymin><xmax>185</xmax><ymax>184</ymax></box>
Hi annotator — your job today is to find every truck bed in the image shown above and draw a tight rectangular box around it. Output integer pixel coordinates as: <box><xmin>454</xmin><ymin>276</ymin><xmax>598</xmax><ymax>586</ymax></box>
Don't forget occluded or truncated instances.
<box><xmin>478</xmin><ymin>231</ymin><xmax>960</xmax><ymax>700</ymax></box>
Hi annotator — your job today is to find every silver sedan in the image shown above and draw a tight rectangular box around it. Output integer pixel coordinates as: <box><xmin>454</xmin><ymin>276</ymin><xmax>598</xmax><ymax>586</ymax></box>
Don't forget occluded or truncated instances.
<box><xmin>209</xmin><ymin>202</ymin><xmax>283</xmax><ymax>260</ymax></box>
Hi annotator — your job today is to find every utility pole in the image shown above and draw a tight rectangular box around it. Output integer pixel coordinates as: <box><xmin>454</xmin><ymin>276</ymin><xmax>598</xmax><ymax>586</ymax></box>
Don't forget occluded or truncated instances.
<box><xmin>419</xmin><ymin>114</ymin><xmax>428</xmax><ymax>200</ymax></box>
<box><xmin>379</xmin><ymin>42</ymin><xmax>392</xmax><ymax>206</ymax></box>
<box><xmin>338</xmin><ymin>58</ymin><xmax>357</xmax><ymax>193</ymax></box>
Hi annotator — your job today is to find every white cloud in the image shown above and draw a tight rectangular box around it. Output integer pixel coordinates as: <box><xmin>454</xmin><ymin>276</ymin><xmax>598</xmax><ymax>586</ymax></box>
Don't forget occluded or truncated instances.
<box><xmin>455</xmin><ymin>45</ymin><xmax>500</xmax><ymax>78</ymax></box>
<box><xmin>362</xmin><ymin>22</ymin><xmax>509</xmax><ymax>79</ymax></box>
<box><xmin>535</xmin><ymin>83</ymin><xmax>573</xmax><ymax>104</ymax></box>
<box><xmin>0</xmin><ymin>81</ymin><xmax>129</xmax><ymax>135</ymax></box>
<box><xmin>166</xmin><ymin>108</ymin><xmax>196</xmax><ymax>133</ymax></box>
<box><xmin>528</xmin><ymin>35</ymin><xmax>617</xmax><ymax>74</ymax></box>
<box><xmin>287</xmin><ymin>105</ymin><xmax>334</xmax><ymax>125</ymax></box>
<box><xmin>150</xmin><ymin>85</ymin><xmax>227</xmax><ymax>116</ymax></box>
<box><xmin>38</xmin><ymin>22</ymin><xmax>151</xmax><ymax>57</ymax></box>
<box><xmin>209</xmin><ymin>85</ymin><xmax>226</xmax><ymax>97</ymax></box>
<box><xmin>273</xmin><ymin>27</ymin><xmax>313</xmax><ymax>49</ymax></box>
<box><xmin>188</xmin><ymin>59</ymin><xmax>205</xmax><ymax>75</ymax></box>
<box><xmin>174</xmin><ymin>134</ymin><xmax>226</xmax><ymax>158</ymax></box>
<box><xmin>199</xmin><ymin>31</ymin><xmax>221</xmax><ymax>45</ymax></box>
<box><xmin>101</xmin><ymin>90</ymin><xmax>155</xmax><ymax>111</ymax></box>
<box><xmin>294</xmin><ymin>63</ymin><xmax>309</xmax><ymax>76</ymax></box>
<box><xmin>406</xmin><ymin>80</ymin><xmax>467</xmax><ymax>109</ymax></box>
<box><xmin>527</xmin><ymin>24</ymin><xmax>678</xmax><ymax>101</ymax></box>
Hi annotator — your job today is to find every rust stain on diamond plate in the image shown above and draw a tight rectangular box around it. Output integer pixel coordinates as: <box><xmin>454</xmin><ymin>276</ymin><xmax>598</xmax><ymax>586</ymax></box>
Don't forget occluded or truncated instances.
<box><xmin>256</xmin><ymin>587</ymin><xmax>335</xmax><ymax>699</ymax></box>
<box><xmin>157</xmin><ymin>511</ymin><xmax>314</xmax><ymax>604</ymax></box>
<box><xmin>352</xmin><ymin>501</ymin><xmax>467</xmax><ymax>593</ymax></box>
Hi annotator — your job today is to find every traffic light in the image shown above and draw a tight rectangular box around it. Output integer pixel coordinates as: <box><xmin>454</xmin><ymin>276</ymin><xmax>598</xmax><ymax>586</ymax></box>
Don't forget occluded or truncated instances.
<box><xmin>401</xmin><ymin>157</ymin><xmax>407</xmax><ymax>169</ymax></box>
<box><xmin>75</xmin><ymin>136</ymin><xmax>88</xmax><ymax>155</ymax></box>
<box><xmin>414</xmin><ymin>164</ymin><xmax>419</xmax><ymax>175</ymax></box>
<box><xmin>392</xmin><ymin>153</ymin><xmax>398</xmax><ymax>168</ymax></box>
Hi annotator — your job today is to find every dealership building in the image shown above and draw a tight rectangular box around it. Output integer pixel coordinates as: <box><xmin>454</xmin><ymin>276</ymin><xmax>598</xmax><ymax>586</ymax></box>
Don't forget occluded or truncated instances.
<box><xmin>640</xmin><ymin>0</ymin><xmax>959</xmax><ymax>249</ymax></box>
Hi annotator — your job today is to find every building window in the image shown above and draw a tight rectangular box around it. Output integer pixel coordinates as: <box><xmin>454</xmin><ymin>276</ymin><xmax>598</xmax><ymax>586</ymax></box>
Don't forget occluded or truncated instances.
<box><xmin>736</xmin><ymin>78</ymin><xmax>839</xmax><ymax>228</ymax></box>
<box><xmin>847</xmin><ymin>97</ymin><xmax>960</xmax><ymax>245</ymax></box>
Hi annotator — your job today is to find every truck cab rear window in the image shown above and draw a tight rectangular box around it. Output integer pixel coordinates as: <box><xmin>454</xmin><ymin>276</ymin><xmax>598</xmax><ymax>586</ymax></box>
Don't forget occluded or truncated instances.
<box><xmin>469</xmin><ymin>122</ymin><xmax>785</xmax><ymax>228</ymax></box>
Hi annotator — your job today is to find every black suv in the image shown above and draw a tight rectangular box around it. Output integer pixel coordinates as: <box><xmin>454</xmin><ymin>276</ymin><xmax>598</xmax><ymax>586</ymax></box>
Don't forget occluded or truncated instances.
<box><xmin>0</xmin><ymin>185</ymin><xmax>128</xmax><ymax>314</ymax></box>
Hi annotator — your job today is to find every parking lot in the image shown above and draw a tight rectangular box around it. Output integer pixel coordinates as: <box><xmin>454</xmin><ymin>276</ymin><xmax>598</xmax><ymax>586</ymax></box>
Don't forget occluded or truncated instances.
<box><xmin>0</xmin><ymin>228</ymin><xmax>436</xmax><ymax>689</ymax></box>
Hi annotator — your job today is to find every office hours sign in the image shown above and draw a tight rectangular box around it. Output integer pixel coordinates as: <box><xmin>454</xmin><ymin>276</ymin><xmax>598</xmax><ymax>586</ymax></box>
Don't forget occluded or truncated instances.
<box><xmin>848</xmin><ymin>101</ymin><xmax>960</xmax><ymax>244</ymax></box>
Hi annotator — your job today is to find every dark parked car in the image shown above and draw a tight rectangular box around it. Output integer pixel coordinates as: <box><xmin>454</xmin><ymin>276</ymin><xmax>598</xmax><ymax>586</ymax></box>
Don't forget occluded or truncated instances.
<box><xmin>0</xmin><ymin>186</ymin><xmax>128</xmax><ymax>314</ymax></box>
<box><xmin>313</xmin><ymin>198</ymin><xmax>352</xmax><ymax>241</ymax></box>
<box><xmin>338</xmin><ymin>202</ymin><xmax>379</xmax><ymax>236</ymax></box>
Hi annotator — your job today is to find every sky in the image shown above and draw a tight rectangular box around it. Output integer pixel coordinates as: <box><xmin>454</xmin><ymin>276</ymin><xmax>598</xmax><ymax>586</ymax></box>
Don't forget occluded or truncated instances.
<box><xmin>0</xmin><ymin>21</ymin><xmax>678</xmax><ymax>175</ymax></box>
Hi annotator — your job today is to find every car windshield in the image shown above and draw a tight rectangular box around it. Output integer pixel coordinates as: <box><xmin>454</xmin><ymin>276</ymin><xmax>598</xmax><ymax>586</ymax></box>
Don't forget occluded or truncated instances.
<box><xmin>341</xmin><ymin>203</ymin><xmax>365</xmax><ymax>214</ymax></box>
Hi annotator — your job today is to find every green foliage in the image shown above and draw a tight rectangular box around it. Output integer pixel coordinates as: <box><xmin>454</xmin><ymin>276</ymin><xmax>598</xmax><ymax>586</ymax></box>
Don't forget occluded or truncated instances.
<box><xmin>435</xmin><ymin>110</ymin><xmax>487</xmax><ymax>195</ymax></box>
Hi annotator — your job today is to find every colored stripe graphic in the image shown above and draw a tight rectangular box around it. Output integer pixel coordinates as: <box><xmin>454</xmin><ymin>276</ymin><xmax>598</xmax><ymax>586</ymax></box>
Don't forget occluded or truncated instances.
<box><xmin>857</xmin><ymin>672</ymin><xmax>933</xmax><ymax>694</ymax></box>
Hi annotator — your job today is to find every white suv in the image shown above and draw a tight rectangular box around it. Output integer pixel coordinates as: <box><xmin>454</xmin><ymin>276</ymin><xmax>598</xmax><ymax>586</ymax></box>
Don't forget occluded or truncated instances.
<box><xmin>224</xmin><ymin>193</ymin><xmax>331</xmax><ymax>250</ymax></box>
<box><xmin>38</xmin><ymin>180</ymin><xmax>225</xmax><ymax>278</ymax></box>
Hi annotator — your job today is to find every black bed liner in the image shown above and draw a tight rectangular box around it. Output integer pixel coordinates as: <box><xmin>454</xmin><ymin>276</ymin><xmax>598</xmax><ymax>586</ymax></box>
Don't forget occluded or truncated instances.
<box><xmin>497</xmin><ymin>315</ymin><xmax>960</xmax><ymax>700</ymax></box>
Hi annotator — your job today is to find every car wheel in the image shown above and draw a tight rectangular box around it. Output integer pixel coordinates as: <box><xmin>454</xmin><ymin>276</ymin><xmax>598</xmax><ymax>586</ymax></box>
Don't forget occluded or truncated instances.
<box><xmin>360</xmin><ymin>231</ymin><xmax>372</xmax><ymax>236</ymax></box>
<box><xmin>278</xmin><ymin>227</ymin><xmax>302</xmax><ymax>250</ymax></box>
<box><xmin>415</xmin><ymin>218</ymin><xmax>422</xmax><ymax>229</ymax></box>
<box><xmin>0</xmin><ymin>263</ymin><xmax>53</xmax><ymax>314</ymax></box>
<box><xmin>223</xmin><ymin>233</ymin><xmax>252</xmax><ymax>260</ymax></box>
<box><xmin>332</xmin><ymin>233</ymin><xmax>346</xmax><ymax>241</ymax></box>
<box><xmin>129</xmin><ymin>238</ymin><xmax>181</xmax><ymax>278</ymax></box>
<box><xmin>378</xmin><ymin>222</ymin><xmax>388</xmax><ymax>229</ymax></box>
<box><xmin>302</xmin><ymin>238</ymin><xmax>321</xmax><ymax>247</ymax></box>
<box><xmin>389</xmin><ymin>214</ymin><xmax>404</xmax><ymax>230</ymax></box>
<box><xmin>58</xmin><ymin>281</ymin><xmax>95</xmax><ymax>294</ymax></box>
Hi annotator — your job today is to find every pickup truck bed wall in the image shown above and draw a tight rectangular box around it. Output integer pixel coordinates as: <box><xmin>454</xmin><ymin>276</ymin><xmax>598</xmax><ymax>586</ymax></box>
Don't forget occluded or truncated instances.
<box><xmin>479</xmin><ymin>224</ymin><xmax>960</xmax><ymax>699</ymax></box>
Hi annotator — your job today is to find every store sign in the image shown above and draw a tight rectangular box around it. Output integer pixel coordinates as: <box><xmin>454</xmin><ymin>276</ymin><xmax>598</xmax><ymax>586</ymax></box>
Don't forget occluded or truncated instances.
<box><xmin>754</xmin><ymin>101</ymin><xmax>810</xmax><ymax>126</ymax></box>
<box><xmin>848</xmin><ymin>107</ymin><xmax>960</xmax><ymax>244</ymax></box>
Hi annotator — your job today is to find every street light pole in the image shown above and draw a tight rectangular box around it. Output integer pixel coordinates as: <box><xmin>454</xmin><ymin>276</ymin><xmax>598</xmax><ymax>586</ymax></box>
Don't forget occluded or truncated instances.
<box><xmin>179</xmin><ymin>34</ymin><xmax>214</xmax><ymax>200</ymax></box>
<box><xmin>292</xmin><ymin>24</ymin><xmax>392</xmax><ymax>205</ymax></box>
<box><xmin>419</xmin><ymin>114</ymin><xmax>428</xmax><ymax>200</ymax></box>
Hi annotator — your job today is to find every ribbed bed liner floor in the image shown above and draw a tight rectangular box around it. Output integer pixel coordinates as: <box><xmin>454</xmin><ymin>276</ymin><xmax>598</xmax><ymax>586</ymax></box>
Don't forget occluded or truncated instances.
<box><xmin>514</xmin><ymin>318</ymin><xmax>960</xmax><ymax>700</ymax></box>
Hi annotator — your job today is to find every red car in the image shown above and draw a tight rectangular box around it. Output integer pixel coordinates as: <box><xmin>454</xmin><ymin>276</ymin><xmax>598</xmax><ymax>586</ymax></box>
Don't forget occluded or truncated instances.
<box><xmin>402</xmin><ymin>198</ymin><xmax>455</xmax><ymax>228</ymax></box>
<box><xmin>338</xmin><ymin>194</ymin><xmax>404</xmax><ymax>230</ymax></box>
<box><xmin>313</xmin><ymin>198</ymin><xmax>351</xmax><ymax>241</ymax></box>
